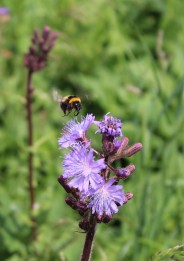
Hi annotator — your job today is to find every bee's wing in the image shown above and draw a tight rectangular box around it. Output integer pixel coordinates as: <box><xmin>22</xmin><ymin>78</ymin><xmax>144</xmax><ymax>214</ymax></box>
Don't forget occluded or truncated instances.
<box><xmin>52</xmin><ymin>89</ymin><xmax>63</xmax><ymax>103</ymax></box>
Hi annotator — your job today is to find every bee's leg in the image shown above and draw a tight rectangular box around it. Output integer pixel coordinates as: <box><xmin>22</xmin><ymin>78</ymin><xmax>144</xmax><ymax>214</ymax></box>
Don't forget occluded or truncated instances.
<box><xmin>61</xmin><ymin>107</ymin><xmax>70</xmax><ymax>117</ymax></box>
<box><xmin>74</xmin><ymin>110</ymin><xmax>79</xmax><ymax>116</ymax></box>
<box><xmin>62</xmin><ymin>111</ymin><xmax>69</xmax><ymax>117</ymax></box>
<box><xmin>61</xmin><ymin>109</ymin><xmax>67</xmax><ymax>117</ymax></box>
<box><xmin>64</xmin><ymin>108</ymin><xmax>72</xmax><ymax>116</ymax></box>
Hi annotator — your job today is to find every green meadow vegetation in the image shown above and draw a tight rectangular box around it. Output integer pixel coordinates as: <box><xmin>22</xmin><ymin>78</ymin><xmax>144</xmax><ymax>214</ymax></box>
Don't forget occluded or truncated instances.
<box><xmin>0</xmin><ymin>0</ymin><xmax>183</xmax><ymax>260</ymax></box>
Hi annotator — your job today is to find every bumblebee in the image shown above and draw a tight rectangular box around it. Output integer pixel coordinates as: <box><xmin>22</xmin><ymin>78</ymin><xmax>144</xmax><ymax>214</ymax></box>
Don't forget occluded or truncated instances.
<box><xmin>60</xmin><ymin>95</ymin><xmax>81</xmax><ymax>116</ymax></box>
<box><xmin>53</xmin><ymin>90</ymin><xmax>82</xmax><ymax>116</ymax></box>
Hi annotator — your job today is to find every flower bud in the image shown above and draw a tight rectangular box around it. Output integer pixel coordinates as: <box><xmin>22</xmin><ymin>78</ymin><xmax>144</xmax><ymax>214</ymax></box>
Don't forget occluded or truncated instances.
<box><xmin>77</xmin><ymin>201</ymin><xmax>87</xmax><ymax>210</ymax></box>
<box><xmin>102</xmin><ymin>215</ymin><xmax>113</xmax><ymax>223</ymax></box>
<box><xmin>65</xmin><ymin>196</ymin><xmax>78</xmax><ymax>210</ymax></box>
<box><xmin>115</xmin><ymin>164</ymin><xmax>135</xmax><ymax>180</ymax></box>
<box><xmin>96</xmin><ymin>215</ymin><xmax>103</xmax><ymax>223</ymax></box>
<box><xmin>123</xmin><ymin>192</ymin><xmax>134</xmax><ymax>204</ymax></box>
<box><xmin>50</xmin><ymin>32</ymin><xmax>59</xmax><ymax>42</ymax></box>
<box><xmin>29</xmin><ymin>46</ymin><xmax>36</xmax><ymax>54</ymax></box>
<box><xmin>39</xmin><ymin>38</ymin><xmax>45</xmax><ymax>46</ymax></box>
<box><xmin>42</xmin><ymin>45</ymin><xmax>49</xmax><ymax>52</ymax></box>
<box><xmin>24</xmin><ymin>26</ymin><xmax>58</xmax><ymax>72</ymax></box>
<box><xmin>116</xmin><ymin>136</ymin><xmax>129</xmax><ymax>154</ymax></box>
<box><xmin>116</xmin><ymin>168</ymin><xmax>130</xmax><ymax>179</ymax></box>
<box><xmin>77</xmin><ymin>201</ymin><xmax>88</xmax><ymax>216</ymax></box>
<box><xmin>32</xmin><ymin>29</ymin><xmax>39</xmax><ymax>43</ymax></box>
<box><xmin>42</xmin><ymin>26</ymin><xmax>51</xmax><ymax>39</ymax></box>
<box><xmin>79</xmin><ymin>220</ymin><xmax>89</xmax><ymax>232</ymax></box>
<box><xmin>123</xmin><ymin>143</ymin><xmax>143</xmax><ymax>157</ymax></box>
<box><xmin>57</xmin><ymin>175</ymin><xmax>71</xmax><ymax>193</ymax></box>
<box><xmin>126</xmin><ymin>164</ymin><xmax>136</xmax><ymax>174</ymax></box>
<box><xmin>109</xmin><ymin>136</ymin><xmax>129</xmax><ymax>162</ymax></box>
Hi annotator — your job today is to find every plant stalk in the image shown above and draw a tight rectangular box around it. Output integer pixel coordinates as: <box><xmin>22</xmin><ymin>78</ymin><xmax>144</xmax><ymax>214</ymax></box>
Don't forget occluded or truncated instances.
<box><xmin>81</xmin><ymin>215</ymin><xmax>97</xmax><ymax>261</ymax></box>
<box><xmin>26</xmin><ymin>70</ymin><xmax>36</xmax><ymax>239</ymax></box>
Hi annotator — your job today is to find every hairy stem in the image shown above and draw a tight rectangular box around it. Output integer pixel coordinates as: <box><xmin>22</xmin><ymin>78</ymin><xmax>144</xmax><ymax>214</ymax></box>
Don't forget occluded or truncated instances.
<box><xmin>26</xmin><ymin>70</ymin><xmax>36</xmax><ymax>239</ymax></box>
<box><xmin>81</xmin><ymin>215</ymin><xmax>97</xmax><ymax>261</ymax></box>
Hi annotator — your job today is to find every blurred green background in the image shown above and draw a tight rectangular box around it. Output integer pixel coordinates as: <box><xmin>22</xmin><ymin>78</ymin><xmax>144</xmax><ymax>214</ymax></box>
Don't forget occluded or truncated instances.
<box><xmin>0</xmin><ymin>0</ymin><xmax>183</xmax><ymax>260</ymax></box>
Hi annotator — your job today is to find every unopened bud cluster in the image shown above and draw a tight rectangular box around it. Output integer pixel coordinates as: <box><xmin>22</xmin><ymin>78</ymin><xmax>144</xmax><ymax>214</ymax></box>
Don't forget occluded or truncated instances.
<box><xmin>58</xmin><ymin>113</ymin><xmax>143</xmax><ymax>231</ymax></box>
<box><xmin>24</xmin><ymin>26</ymin><xmax>58</xmax><ymax>72</ymax></box>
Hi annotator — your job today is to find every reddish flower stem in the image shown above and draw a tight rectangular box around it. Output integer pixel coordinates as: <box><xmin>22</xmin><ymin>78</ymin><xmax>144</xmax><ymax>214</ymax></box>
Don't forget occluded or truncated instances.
<box><xmin>25</xmin><ymin>70</ymin><xmax>36</xmax><ymax>239</ymax></box>
<box><xmin>81</xmin><ymin>215</ymin><xmax>97</xmax><ymax>261</ymax></box>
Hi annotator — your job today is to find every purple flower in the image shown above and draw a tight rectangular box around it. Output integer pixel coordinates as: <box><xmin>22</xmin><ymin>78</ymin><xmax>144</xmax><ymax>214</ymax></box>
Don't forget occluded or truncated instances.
<box><xmin>0</xmin><ymin>7</ymin><xmax>9</xmax><ymax>15</ymax></box>
<box><xmin>88</xmin><ymin>179</ymin><xmax>124</xmax><ymax>217</ymax></box>
<box><xmin>94</xmin><ymin>113</ymin><xmax>122</xmax><ymax>138</ymax></box>
<box><xmin>58</xmin><ymin>114</ymin><xmax>95</xmax><ymax>149</ymax></box>
<box><xmin>62</xmin><ymin>144</ymin><xmax>106</xmax><ymax>192</ymax></box>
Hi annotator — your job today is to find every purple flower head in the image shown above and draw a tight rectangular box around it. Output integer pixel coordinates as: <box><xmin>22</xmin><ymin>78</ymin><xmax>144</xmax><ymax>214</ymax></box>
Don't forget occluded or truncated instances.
<box><xmin>88</xmin><ymin>179</ymin><xmax>125</xmax><ymax>217</ymax></box>
<box><xmin>0</xmin><ymin>7</ymin><xmax>9</xmax><ymax>15</ymax></box>
<box><xmin>62</xmin><ymin>143</ymin><xmax>106</xmax><ymax>193</ymax></box>
<box><xmin>94</xmin><ymin>113</ymin><xmax>122</xmax><ymax>138</ymax></box>
<box><xmin>58</xmin><ymin>114</ymin><xmax>95</xmax><ymax>149</ymax></box>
